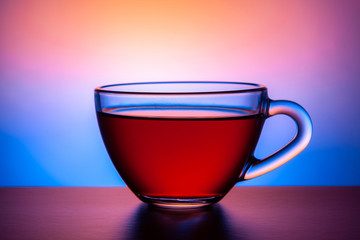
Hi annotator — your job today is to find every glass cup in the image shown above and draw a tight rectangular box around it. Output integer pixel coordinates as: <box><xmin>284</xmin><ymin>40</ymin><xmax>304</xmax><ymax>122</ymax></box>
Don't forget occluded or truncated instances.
<box><xmin>95</xmin><ymin>82</ymin><xmax>312</xmax><ymax>208</ymax></box>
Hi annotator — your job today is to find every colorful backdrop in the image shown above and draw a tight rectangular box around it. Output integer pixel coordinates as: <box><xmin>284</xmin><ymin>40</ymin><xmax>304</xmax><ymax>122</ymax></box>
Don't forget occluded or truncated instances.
<box><xmin>1</xmin><ymin>0</ymin><xmax>359</xmax><ymax>186</ymax></box>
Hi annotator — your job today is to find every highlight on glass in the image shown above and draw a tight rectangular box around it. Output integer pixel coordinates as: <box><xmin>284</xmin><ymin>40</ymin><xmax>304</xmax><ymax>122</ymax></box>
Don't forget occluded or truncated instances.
<box><xmin>95</xmin><ymin>82</ymin><xmax>312</xmax><ymax>208</ymax></box>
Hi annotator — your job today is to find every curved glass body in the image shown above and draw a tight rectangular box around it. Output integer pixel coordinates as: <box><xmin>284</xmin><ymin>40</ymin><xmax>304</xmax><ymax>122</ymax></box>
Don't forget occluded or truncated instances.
<box><xmin>95</xmin><ymin>82</ymin><xmax>312</xmax><ymax>208</ymax></box>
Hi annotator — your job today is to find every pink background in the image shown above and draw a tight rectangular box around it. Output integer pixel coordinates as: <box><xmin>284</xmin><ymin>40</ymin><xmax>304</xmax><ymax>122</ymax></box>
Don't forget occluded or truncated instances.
<box><xmin>0</xmin><ymin>0</ymin><xmax>359</xmax><ymax>186</ymax></box>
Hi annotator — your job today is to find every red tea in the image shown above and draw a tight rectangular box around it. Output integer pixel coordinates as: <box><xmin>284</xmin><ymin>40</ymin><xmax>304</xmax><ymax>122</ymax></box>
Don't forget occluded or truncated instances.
<box><xmin>97</xmin><ymin>107</ymin><xmax>264</xmax><ymax>199</ymax></box>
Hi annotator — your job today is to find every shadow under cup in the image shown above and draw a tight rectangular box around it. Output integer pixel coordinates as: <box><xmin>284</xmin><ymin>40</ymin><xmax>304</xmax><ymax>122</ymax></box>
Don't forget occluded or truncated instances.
<box><xmin>95</xmin><ymin>82</ymin><xmax>312</xmax><ymax>208</ymax></box>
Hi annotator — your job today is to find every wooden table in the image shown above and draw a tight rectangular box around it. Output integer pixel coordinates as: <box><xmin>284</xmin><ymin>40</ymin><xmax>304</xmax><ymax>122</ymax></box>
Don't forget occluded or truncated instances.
<box><xmin>1</xmin><ymin>187</ymin><xmax>359</xmax><ymax>240</ymax></box>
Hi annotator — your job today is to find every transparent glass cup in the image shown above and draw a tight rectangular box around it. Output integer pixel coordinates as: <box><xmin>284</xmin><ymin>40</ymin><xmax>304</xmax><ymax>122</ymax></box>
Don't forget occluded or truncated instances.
<box><xmin>95</xmin><ymin>82</ymin><xmax>312</xmax><ymax>208</ymax></box>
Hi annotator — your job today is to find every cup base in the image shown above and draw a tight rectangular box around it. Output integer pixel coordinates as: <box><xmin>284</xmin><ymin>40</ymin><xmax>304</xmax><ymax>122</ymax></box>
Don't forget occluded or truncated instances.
<box><xmin>137</xmin><ymin>194</ymin><xmax>223</xmax><ymax>209</ymax></box>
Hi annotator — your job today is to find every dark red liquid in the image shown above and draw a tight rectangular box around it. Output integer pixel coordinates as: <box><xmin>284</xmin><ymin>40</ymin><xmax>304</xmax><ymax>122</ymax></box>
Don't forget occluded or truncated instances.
<box><xmin>97</xmin><ymin>107</ymin><xmax>264</xmax><ymax>199</ymax></box>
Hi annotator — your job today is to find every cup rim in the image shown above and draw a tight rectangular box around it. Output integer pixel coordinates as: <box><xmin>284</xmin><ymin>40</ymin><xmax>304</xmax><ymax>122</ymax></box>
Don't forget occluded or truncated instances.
<box><xmin>95</xmin><ymin>81</ymin><xmax>267</xmax><ymax>95</ymax></box>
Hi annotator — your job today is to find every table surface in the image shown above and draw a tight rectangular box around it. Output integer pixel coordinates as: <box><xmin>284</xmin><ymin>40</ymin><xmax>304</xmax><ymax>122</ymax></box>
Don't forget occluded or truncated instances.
<box><xmin>1</xmin><ymin>187</ymin><xmax>359</xmax><ymax>240</ymax></box>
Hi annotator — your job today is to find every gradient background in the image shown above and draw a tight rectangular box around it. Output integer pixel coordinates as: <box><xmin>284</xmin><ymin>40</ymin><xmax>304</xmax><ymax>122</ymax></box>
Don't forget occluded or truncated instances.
<box><xmin>0</xmin><ymin>0</ymin><xmax>359</xmax><ymax>187</ymax></box>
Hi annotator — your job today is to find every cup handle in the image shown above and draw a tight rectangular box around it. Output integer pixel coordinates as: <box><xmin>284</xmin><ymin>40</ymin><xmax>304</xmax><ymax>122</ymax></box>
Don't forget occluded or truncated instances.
<box><xmin>242</xmin><ymin>100</ymin><xmax>313</xmax><ymax>180</ymax></box>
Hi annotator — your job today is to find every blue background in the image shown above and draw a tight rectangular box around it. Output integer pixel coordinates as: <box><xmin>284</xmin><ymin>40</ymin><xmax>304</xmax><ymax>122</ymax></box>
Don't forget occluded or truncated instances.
<box><xmin>1</xmin><ymin>0</ymin><xmax>359</xmax><ymax>186</ymax></box>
